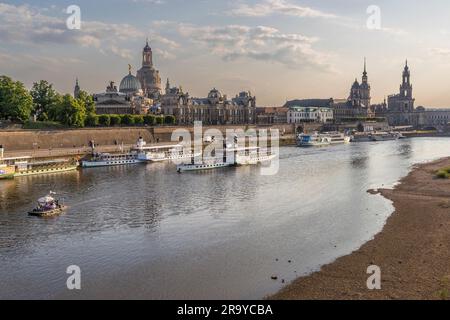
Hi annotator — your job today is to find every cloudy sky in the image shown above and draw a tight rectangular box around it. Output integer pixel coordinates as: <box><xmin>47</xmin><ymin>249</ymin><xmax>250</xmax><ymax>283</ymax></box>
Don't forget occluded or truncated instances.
<box><xmin>1</xmin><ymin>0</ymin><xmax>450</xmax><ymax>107</ymax></box>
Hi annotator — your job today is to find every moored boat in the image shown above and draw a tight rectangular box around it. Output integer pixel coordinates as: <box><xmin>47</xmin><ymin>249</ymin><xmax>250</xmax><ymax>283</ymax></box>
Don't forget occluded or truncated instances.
<box><xmin>177</xmin><ymin>145</ymin><xmax>277</xmax><ymax>173</ymax></box>
<box><xmin>1</xmin><ymin>145</ymin><xmax>78</xmax><ymax>178</ymax></box>
<box><xmin>0</xmin><ymin>145</ymin><xmax>14</xmax><ymax>180</ymax></box>
<box><xmin>297</xmin><ymin>132</ymin><xmax>350</xmax><ymax>147</ymax></box>
<box><xmin>0</xmin><ymin>145</ymin><xmax>15</xmax><ymax>179</ymax></box>
<box><xmin>81</xmin><ymin>153</ymin><xmax>142</xmax><ymax>168</ymax></box>
<box><xmin>351</xmin><ymin>131</ymin><xmax>404</xmax><ymax>142</ymax></box>
<box><xmin>81</xmin><ymin>139</ymin><xmax>143</xmax><ymax>168</ymax></box>
<box><xmin>133</xmin><ymin>137</ymin><xmax>200</xmax><ymax>162</ymax></box>
<box><xmin>14</xmin><ymin>159</ymin><xmax>79</xmax><ymax>177</ymax></box>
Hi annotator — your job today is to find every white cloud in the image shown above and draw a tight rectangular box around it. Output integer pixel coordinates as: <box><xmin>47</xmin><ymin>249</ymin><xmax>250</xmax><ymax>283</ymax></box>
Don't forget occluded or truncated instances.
<box><xmin>230</xmin><ymin>0</ymin><xmax>336</xmax><ymax>18</ymax></box>
<box><xmin>153</xmin><ymin>21</ymin><xmax>332</xmax><ymax>71</ymax></box>
<box><xmin>429</xmin><ymin>47</ymin><xmax>450</xmax><ymax>57</ymax></box>
<box><xmin>0</xmin><ymin>3</ymin><xmax>144</xmax><ymax>58</ymax></box>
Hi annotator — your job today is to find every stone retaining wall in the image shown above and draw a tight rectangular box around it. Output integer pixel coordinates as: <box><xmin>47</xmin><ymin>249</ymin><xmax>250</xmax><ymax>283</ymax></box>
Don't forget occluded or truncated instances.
<box><xmin>0</xmin><ymin>124</ymin><xmax>295</xmax><ymax>152</ymax></box>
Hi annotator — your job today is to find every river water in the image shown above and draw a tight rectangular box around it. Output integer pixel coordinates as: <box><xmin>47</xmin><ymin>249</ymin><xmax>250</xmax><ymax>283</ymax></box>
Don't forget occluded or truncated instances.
<box><xmin>0</xmin><ymin>137</ymin><xmax>449</xmax><ymax>299</ymax></box>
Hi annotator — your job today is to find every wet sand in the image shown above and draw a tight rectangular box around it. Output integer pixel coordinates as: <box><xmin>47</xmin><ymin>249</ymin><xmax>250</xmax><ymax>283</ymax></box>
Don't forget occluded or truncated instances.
<box><xmin>271</xmin><ymin>157</ymin><xmax>450</xmax><ymax>300</ymax></box>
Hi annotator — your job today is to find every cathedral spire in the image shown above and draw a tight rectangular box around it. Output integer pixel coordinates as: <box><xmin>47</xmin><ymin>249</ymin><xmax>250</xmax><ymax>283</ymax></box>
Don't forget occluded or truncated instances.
<box><xmin>362</xmin><ymin>58</ymin><xmax>368</xmax><ymax>82</ymax></box>
<box><xmin>165</xmin><ymin>78</ymin><xmax>170</xmax><ymax>94</ymax></box>
<box><xmin>74</xmin><ymin>77</ymin><xmax>81</xmax><ymax>99</ymax></box>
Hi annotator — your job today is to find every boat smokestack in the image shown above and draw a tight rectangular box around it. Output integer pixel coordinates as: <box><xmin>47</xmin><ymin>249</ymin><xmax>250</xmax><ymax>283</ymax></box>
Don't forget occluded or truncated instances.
<box><xmin>0</xmin><ymin>145</ymin><xmax>3</xmax><ymax>159</ymax></box>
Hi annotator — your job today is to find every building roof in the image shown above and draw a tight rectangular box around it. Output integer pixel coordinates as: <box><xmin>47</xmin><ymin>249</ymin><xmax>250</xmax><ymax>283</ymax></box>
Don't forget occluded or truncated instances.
<box><xmin>119</xmin><ymin>73</ymin><xmax>141</xmax><ymax>94</ymax></box>
<box><xmin>288</xmin><ymin>106</ymin><xmax>332</xmax><ymax>112</ymax></box>
<box><xmin>284</xmin><ymin>99</ymin><xmax>333</xmax><ymax>108</ymax></box>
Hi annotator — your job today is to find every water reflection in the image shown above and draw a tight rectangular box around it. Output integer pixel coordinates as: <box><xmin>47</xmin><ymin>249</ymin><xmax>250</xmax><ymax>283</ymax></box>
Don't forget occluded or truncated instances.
<box><xmin>0</xmin><ymin>138</ymin><xmax>449</xmax><ymax>299</ymax></box>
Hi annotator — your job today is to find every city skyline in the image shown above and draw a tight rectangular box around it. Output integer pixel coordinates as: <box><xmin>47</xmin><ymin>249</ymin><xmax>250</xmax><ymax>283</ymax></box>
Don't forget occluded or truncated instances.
<box><xmin>2</xmin><ymin>0</ymin><xmax>450</xmax><ymax>107</ymax></box>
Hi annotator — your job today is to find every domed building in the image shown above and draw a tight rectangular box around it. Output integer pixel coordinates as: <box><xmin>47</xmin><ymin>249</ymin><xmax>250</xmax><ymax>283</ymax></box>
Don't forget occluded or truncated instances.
<box><xmin>136</xmin><ymin>40</ymin><xmax>162</xmax><ymax>99</ymax></box>
<box><xmin>120</xmin><ymin>65</ymin><xmax>142</xmax><ymax>95</ymax></box>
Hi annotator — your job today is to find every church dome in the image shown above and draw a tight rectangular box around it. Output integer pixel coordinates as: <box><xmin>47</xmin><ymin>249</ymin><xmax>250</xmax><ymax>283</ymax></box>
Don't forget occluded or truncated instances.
<box><xmin>120</xmin><ymin>72</ymin><xmax>141</xmax><ymax>94</ymax></box>
<box><xmin>352</xmin><ymin>79</ymin><xmax>360</xmax><ymax>89</ymax></box>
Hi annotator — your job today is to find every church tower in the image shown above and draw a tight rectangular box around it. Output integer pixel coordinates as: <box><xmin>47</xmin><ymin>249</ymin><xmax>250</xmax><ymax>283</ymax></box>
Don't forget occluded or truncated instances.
<box><xmin>166</xmin><ymin>78</ymin><xmax>170</xmax><ymax>94</ymax></box>
<box><xmin>349</xmin><ymin>79</ymin><xmax>361</xmax><ymax>106</ymax></box>
<box><xmin>400</xmin><ymin>60</ymin><xmax>413</xmax><ymax>99</ymax></box>
<box><xmin>137</xmin><ymin>39</ymin><xmax>162</xmax><ymax>99</ymax></box>
<box><xmin>74</xmin><ymin>78</ymin><xmax>80</xmax><ymax>99</ymax></box>
<box><xmin>359</xmin><ymin>58</ymin><xmax>371</xmax><ymax>108</ymax></box>
<box><xmin>142</xmin><ymin>38</ymin><xmax>153</xmax><ymax>67</ymax></box>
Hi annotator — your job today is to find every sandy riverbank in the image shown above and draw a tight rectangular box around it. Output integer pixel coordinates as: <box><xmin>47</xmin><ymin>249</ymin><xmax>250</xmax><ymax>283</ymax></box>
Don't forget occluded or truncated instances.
<box><xmin>271</xmin><ymin>157</ymin><xmax>450</xmax><ymax>300</ymax></box>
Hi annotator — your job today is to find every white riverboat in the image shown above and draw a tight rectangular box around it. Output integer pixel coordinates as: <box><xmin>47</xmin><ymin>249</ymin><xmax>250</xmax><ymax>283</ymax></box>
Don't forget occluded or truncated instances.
<box><xmin>370</xmin><ymin>132</ymin><xmax>404</xmax><ymax>141</ymax></box>
<box><xmin>351</xmin><ymin>131</ymin><xmax>405</xmax><ymax>142</ymax></box>
<box><xmin>133</xmin><ymin>137</ymin><xmax>200</xmax><ymax>162</ymax></box>
<box><xmin>177</xmin><ymin>145</ymin><xmax>277</xmax><ymax>173</ymax></box>
<box><xmin>81</xmin><ymin>152</ymin><xmax>142</xmax><ymax>168</ymax></box>
<box><xmin>297</xmin><ymin>132</ymin><xmax>351</xmax><ymax>147</ymax></box>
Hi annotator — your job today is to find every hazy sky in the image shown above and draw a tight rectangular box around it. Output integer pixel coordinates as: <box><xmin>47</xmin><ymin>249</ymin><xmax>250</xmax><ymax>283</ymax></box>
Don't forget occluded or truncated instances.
<box><xmin>1</xmin><ymin>0</ymin><xmax>450</xmax><ymax>107</ymax></box>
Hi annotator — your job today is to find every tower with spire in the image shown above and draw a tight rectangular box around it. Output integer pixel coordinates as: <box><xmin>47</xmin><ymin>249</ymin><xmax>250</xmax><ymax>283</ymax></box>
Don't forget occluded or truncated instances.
<box><xmin>400</xmin><ymin>60</ymin><xmax>413</xmax><ymax>99</ymax></box>
<box><xmin>359</xmin><ymin>58</ymin><xmax>371</xmax><ymax>108</ymax></box>
<box><xmin>74</xmin><ymin>78</ymin><xmax>81</xmax><ymax>99</ymax></box>
<box><xmin>165</xmin><ymin>78</ymin><xmax>170</xmax><ymax>94</ymax></box>
<box><xmin>387</xmin><ymin>59</ymin><xmax>416</xmax><ymax>125</ymax></box>
<box><xmin>137</xmin><ymin>38</ymin><xmax>162</xmax><ymax>99</ymax></box>
<box><xmin>348</xmin><ymin>58</ymin><xmax>371</xmax><ymax>108</ymax></box>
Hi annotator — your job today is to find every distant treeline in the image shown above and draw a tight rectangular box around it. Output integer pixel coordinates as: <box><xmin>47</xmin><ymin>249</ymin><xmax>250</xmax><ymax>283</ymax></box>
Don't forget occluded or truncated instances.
<box><xmin>0</xmin><ymin>75</ymin><xmax>175</xmax><ymax>129</ymax></box>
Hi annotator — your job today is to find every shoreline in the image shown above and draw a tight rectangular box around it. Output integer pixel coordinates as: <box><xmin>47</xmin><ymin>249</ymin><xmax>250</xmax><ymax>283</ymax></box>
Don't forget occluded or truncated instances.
<box><xmin>270</xmin><ymin>157</ymin><xmax>450</xmax><ymax>300</ymax></box>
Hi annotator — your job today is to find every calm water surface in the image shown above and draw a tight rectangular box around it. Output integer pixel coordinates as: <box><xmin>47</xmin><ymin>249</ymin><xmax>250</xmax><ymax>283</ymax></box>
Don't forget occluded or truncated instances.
<box><xmin>1</xmin><ymin>137</ymin><xmax>449</xmax><ymax>299</ymax></box>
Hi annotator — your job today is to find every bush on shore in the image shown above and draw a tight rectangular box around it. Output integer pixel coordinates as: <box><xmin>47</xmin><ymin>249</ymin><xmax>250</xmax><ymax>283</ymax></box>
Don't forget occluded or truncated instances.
<box><xmin>164</xmin><ymin>115</ymin><xmax>176</xmax><ymax>125</ymax></box>
<box><xmin>134</xmin><ymin>115</ymin><xmax>144</xmax><ymax>126</ymax></box>
<box><xmin>85</xmin><ymin>114</ymin><xmax>99</xmax><ymax>127</ymax></box>
<box><xmin>98</xmin><ymin>114</ymin><xmax>111</xmax><ymax>127</ymax></box>
<box><xmin>121</xmin><ymin>114</ymin><xmax>135</xmax><ymax>126</ymax></box>
<box><xmin>144</xmin><ymin>114</ymin><xmax>156</xmax><ymax>126</ymax></box>
<box><xmin>155</xmin><ymin>115</ymin><xmax>164</xmax><ymax>125</ymax></box>
<box><xmin>109</xmin><ymin>114</ymin><xmax>121</xmax><ymax>126</ymax></box>
<box><xmin>436</xmin><ymin>168</ymin><xmax>450</xmax><ymax>179</ymax></box>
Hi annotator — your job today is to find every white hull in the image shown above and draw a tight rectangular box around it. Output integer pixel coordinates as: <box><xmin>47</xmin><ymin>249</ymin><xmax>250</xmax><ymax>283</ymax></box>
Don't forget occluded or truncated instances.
<box><xmin>177</xmin><ymin>162</ymin><xmax>234</xmax><ymax>172</ymax></box>
<box><xmin>297</xmin><ymin>134</ymin><xmax>350</xmax><ymax>147</ymax></box>
<box><xmin>138</xmin><ymin>152</ymin><xmax>202</xmax><ymax>163</ymax></box>
<box><xmin>82</xmin><ymin>159</ymin><xmax>143</xmax><ymax>168</ymax></box>
<box><xmin>236</xmin><ymin>154</ymin><xmax>277</xmax><ymax>165</ymax></box>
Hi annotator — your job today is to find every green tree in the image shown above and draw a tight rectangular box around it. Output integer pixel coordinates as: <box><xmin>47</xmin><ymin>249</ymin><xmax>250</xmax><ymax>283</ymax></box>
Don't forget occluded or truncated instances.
<box><xmin>0</xmin><ymin>76</ymin><xmax>33</xmax><ymax>122</ymax></box>
<box><xmin>99</xmin><ymin>114</ymin><xmax>111</xmax><ymax>126</ymax></box>
<box><xmin>121</xmin><ymin>114</ymin><xmax>134</xmax><ymax>126</ymax></box>
<box><xmin>85</xmin><ymin>114</ymin><xmax>99</xmax><ymax>127</ymax></box>
<box><xmin>144</xmin><ymin>114</ymin><xmax>156</xmax><ymax>126</ymax></box>
<box><xmin>155</xmin><ymin>115</ymin><xmax>164</xmax><ymax>125</ymax></box>
<box><xmin>30</xmin><ymin>80</ymin><xmax>60</xmax><ymax>121</ymax></box>
<box><xmin>76</xmin><ymin>90</ymin><xmax>96</xmax><ymax>115</ymax></box>
<box><xmin>59</xmin><ymin>94</ymin><xmax>86</xmax><ymax>127</ymax></box>
<box><xmin>164</xmin><ymin>115</ymin><xmax>176</xmax><ymax>125</ymax></box>
<box><xmin>134</xmin><ymin>115</ymin><xmax>144</xmax><ymax>126</ymax></box>
<box><xmin>110</xmin><ymin>114</ymin><xmax>121</xmax><ymax>126</ymax></box>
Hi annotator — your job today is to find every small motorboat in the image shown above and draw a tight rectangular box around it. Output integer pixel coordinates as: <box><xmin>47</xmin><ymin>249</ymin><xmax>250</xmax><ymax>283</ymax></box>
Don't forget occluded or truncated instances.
<box><xmin>29</xmin><ymin>192</ymin><xmax>66</xmax><ymax>217</ymax></box>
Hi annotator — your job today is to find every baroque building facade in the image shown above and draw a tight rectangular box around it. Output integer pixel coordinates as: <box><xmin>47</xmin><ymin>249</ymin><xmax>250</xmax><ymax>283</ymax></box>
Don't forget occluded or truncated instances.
<box><xmin>385</xmin><ymin>61</ymin><xmax>417</xmax><ymax>126</ymax></box>
<box><xmin>78</xmin><ymin>40</ymin><xmax>258</xmax><ymax>121</ymax></box>
<box><xmin>161</xmin><ymin>80</ymin><xmax>256</xmax><ymax>125</ymax></box>
<box><xmin>284</xmin><ymin>99</ymin><xmax>334</xmax><ymax>123</ymax></box>
<box><xmin>93</xmin><ymin>65</ymin><xmax>153</xmax><ymax>115</ymax></box>
<box><xmin>333</xmin><ymin>60</ymin><xmax>374</xmax><ymax>122</ymax></box>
